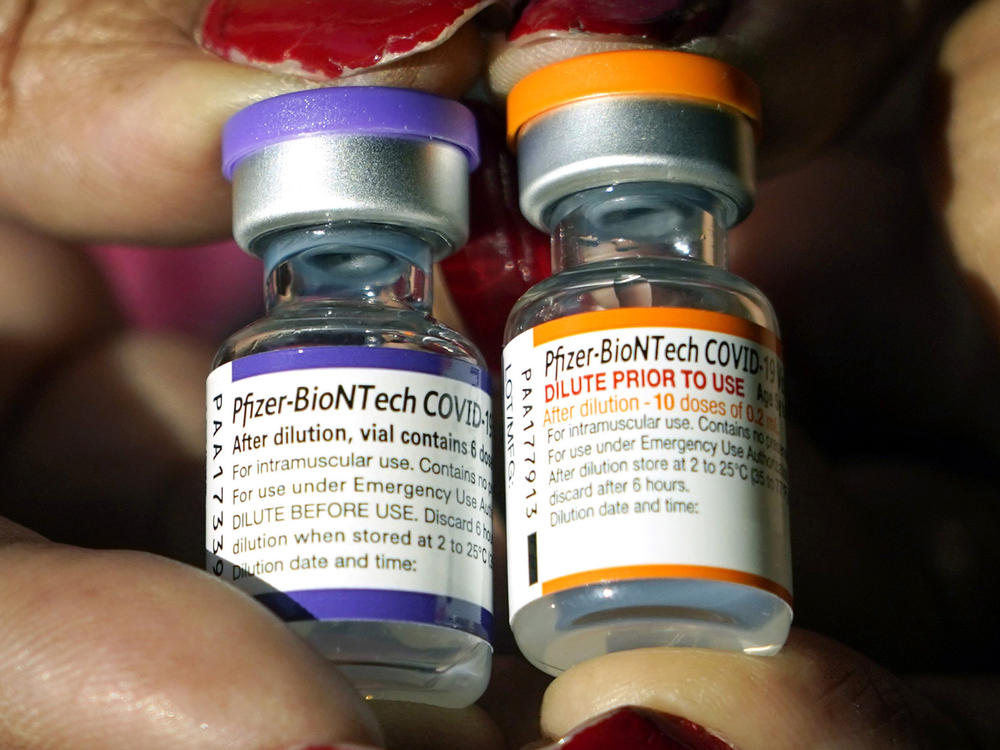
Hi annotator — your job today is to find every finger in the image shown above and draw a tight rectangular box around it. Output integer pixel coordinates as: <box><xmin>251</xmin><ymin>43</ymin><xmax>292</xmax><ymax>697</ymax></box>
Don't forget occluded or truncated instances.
<box><xmin>196</xmin><ymin>0</ymin><xmax>504</xmax><ymax>87</ymax></box>
<box><xmin>2</xmin><ymin>329</ymin><xmax>210</xmax><ymax>561</ymax></box>
<box><xmin>732</xmin><ymin>147</ymin><xmax>1000</xmax><ymax>451</ymax></box>
<box><xmin>0</xmin><ymin>516</ymin><xmax>46</xmax><ymax>545</ymax></box>
<box><xmin>487</xmin><ymin>0</ymin><xmax>943</xmax><ymax>173</ymax></box>
<box><xmin>932</xmin><ymin>0</ymin><xmax>1000</xmax><ymax>333</ymax></box>
<box><xmin>0</xmin><ymin>220</ymin><xmax>207</xmax><ymax>559</ymax></box>
<box><xmin>0</xmin><ymin>529</ymin><xmax>383</xmax><ymax>750</ymax></box>
<box><xmin>0</xmin><ymin>220</ymin><xmax>117</xmax><ymax>409</ymax></box>
<box><xmin>0</xmin><ymin>0</ymin><xmax>488</xmax><ymax>245</ymax></box>
<box><xmin>538</xmin><ymin>630</ymin><xmax>974</xmax><ymax>748</ymax></box>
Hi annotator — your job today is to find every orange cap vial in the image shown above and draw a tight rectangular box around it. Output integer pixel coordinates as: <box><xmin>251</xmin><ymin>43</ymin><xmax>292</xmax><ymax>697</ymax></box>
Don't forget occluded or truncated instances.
<box><xmin>506</xmin><ymin>50</ymin><xmax>761</xmax><ymax>231</ymax></box>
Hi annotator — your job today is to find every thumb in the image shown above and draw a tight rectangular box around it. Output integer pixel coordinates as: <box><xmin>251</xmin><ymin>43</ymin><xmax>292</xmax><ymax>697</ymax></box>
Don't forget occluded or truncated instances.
<box><xmin>0</xmin><ymin>0</ymin><xmax>484</xmax><ymax>245</ymax></box>
<box><xmin>932</xmin><ymin>0</ymin><xmax>1000</xmax><ymax>332</ymax></box>
<box><xmin>0</xmin><ymin>518</ymin><xmax>383</xmax><ymax>750</ymax></box>
<box><xmin>538</xmin><ymin>630</ymin><xmax>979</xmax><ymax>748</ymax></box>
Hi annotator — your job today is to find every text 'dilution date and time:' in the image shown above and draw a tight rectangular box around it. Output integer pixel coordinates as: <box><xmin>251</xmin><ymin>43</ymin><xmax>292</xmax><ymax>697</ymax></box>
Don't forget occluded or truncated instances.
<box><xmin>207</xmin><ymin>372</ymin><xmax>494</xmax><ymax>593</ymax></box>
<box><xmin>507</xmin><ymin>329</ymin><xmax>787</xmax><ymax>525</ymax></box>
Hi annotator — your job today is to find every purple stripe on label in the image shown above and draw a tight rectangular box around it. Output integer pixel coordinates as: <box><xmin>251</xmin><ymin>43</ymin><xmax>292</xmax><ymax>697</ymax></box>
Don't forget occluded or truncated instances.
<box><xmin>256</xmin><ymin>588</ymin><xmax>493</xmax><ymax>641</ymax></box>
<box><xmin>231</xmin><ymin>347</ymin><xmax>489</xmax><ymax>392</ymax></box>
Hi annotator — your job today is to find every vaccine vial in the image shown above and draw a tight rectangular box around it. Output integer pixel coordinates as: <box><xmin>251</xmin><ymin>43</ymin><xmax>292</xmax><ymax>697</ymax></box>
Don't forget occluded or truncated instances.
<box><xmin>206</xmin><ymin>88</ymin><xmax>494</xmax><ymax>707</ymax></box>
<box><xmin>502</xmin><ymin>51</ymin><xmax>793</xmax><ymax>675</ymax></box>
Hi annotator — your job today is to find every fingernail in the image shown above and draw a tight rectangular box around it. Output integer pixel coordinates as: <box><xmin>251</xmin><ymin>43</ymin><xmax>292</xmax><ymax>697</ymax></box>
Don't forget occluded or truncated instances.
<box><xmin>489</xmin><ymin>0</ymin><xmax>732</xmax><ymax>95</ymax></box>
<box><xmin>440</xmin><ymin>100</ymin><xmax>551</xmax><ymax>370</ymax></box>
<box><xmin>198</xmin><ymin>0</ymin><xmax>502</xmax><ymax>80</ymax></box>
<box><xmin>533</xmin><ymin>706</ymin><xmax>735</xmax><ymax>750</ymax></box>
<box><xmin>510</xmin><ymin>0</ymin><xmax>731</xmax><ymax>41</ymax></box>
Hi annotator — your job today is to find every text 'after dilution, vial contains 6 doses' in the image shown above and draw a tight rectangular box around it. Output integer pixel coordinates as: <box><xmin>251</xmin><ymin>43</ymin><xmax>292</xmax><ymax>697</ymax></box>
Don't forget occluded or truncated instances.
<box><xmin>502</xmin><ymin>51</ymin><xmax>793</xmax><ymax>675</ymax></box>
<box><xmin>205</xmin><ymin>88</ymin><xmax>493</xmax><ymax>707</ymax></box>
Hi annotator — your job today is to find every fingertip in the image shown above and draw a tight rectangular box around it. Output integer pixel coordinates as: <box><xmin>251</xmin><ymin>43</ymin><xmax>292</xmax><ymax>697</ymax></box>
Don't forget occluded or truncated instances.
<box><xmin>933</xmin><ymin>0</ymin><xmax>1000</xmax><ymax>331</ymax></box>
<box><xmin>538</xmin><ymin>645</ymin><xmax>765</xmax><ymax>740</ymax></box>
<box><xmin>0</xmin><ymin>544</ymin><xmax>385</xmax><ymax>750</ymax></box>
<box><xmin>0</xmin><ymin>221</ymin><xmax>118</xmax><ymax>405</ymax></box>
<box><xmin>538</xmin><ymin>631</ymin><xmax>966</xmax><ymax>749</ymax></box>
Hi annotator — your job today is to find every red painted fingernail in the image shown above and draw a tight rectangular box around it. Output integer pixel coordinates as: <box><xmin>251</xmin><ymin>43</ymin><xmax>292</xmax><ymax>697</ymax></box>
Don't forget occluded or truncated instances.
<box><xmin>510</xmin><ymin>0</ymin><xmax>731</xmax><ymax>41</ymax></box>
<box><xmin>536</xmin><ymin>706</ymin><xmax>735</xmax><ymax>750</ymax></box>
<box><xmin>440</xmin><ymin>100</ymin><xmax>551</xmax><ymax>370</ymax></box>
<box><xmin>198</xmin><ymin>0</ymin><xmax>502</xmax><ymax>80</ymax></box>
<box><xmin>490</xmin><ymin>0</ymin><xmax>732</xmax><ymax>95</ymax></box>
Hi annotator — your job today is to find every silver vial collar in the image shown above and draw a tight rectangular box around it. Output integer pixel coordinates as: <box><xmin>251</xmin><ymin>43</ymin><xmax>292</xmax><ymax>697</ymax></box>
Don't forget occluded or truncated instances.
<box><xmin>517</xmin><ymin>97</ymin><xmax>756</xmax><ymax>232</ymax></box>
<box><xmin>231</xmin><ymin>135</ymin><xmax>470</xmax><ymax>259</ymax></box>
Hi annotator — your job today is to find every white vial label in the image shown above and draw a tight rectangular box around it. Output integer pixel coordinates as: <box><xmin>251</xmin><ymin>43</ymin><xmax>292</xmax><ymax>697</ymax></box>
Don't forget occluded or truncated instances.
<box><xmin>503</xmin><ymin>308</ymin><xmax>792</xmax><ymax>620</ymax></box>
<box><xmin>207</xmin><ymin>347</ymin><xmax>494</xmax><ymax>641</ymax></box>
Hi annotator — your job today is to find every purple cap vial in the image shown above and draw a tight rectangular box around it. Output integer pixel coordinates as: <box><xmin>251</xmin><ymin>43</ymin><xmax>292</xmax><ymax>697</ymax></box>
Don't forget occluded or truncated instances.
<box><xmin>223</xmin><ymin>87</ymin><xmax>480</xmax><ymax>258</ymax></box>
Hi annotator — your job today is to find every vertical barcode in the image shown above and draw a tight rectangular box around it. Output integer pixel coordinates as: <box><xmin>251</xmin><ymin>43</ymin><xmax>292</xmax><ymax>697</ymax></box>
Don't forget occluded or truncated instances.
<box><xmin>527</xmin><ymin>532</ymin><xmax>538</xmax><ymax>585</ymax></box>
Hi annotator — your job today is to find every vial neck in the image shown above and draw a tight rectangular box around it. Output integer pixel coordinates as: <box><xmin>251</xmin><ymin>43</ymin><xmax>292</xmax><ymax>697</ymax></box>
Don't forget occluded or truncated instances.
<box><xmin>550</xmin><ymin>184</ymin><xmax>728</xmax><ymax>273</ymax></box>
<box><xmin>257</xmin><ymin>224</ymin><xmax>439</xmax><ymax>313</ymax></box>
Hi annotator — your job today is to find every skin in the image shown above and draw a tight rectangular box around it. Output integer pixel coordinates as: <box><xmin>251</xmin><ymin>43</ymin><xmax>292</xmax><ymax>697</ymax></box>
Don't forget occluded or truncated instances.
<box><xmin>0</xmin><ymin>0</ymin><xmax>484</xmax><ymax>244</ymax></box>
<box><xmin>539</xmin><ymin>632</ymin><xmax>968</xmax><ymax>748</ymax></box>
<box><xmin>933</xmin><ymin>0</ymin><xmax>1000</xmax><ymax>333</ymax></box>
<box><xmin>1</xmin><ymin>0</ymin><xmax>998</xmax><ymax>748</ymax></box>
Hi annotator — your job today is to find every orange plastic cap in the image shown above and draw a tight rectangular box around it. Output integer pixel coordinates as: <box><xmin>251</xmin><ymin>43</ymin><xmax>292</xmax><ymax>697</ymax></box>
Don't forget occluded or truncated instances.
<box><xmin>507</xmin><ymin>50</ymin><xmax>761</xmax><ymax>147</ymax></box>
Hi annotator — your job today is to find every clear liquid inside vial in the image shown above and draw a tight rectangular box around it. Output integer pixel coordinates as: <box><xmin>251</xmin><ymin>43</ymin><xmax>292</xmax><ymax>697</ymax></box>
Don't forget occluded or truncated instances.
<box><xmin>513</xmin><ymin>580</ymin><xmax>791</xmax><ymax>676</ymax></box>
<box><xmin>213</xmin><ymin>232</ymin><xmax>493</xmax><ymax>707</ymax></box>
<box><xmin>292</xmin><ymin>620</ymin><xmax>491</xmax><ymax>706</ymax></box>
<box><xmin>504</xmin><ymin>186</ymin><xmax>793</xmax><ymax>674</ymax></box>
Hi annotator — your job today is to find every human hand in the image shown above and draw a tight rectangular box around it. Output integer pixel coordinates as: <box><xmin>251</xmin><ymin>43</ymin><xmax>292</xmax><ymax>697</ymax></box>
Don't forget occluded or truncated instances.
<box><xmin>1</xmin><ymin>1</ymin><xmax>999</xmax><ymax>748</ymax></box>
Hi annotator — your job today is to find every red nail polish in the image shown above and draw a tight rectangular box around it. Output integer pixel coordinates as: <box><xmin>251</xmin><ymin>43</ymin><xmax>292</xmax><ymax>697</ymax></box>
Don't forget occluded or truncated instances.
<box><xmin>198</xmin><ymin>0</ymin><xmax>501</xmax><ymax>80</ymax></box>
<box><xmin>550</xmin><ymin>706</ymin><xmax>734</xmax><ymax>750</ymax></box>
<box><xmin>490</xmin><ymin>0</ymin><xmax>731</xmax><ymax>95</ymax></box>
<box><xmin>440</xmin><ymin>101</ymin><xmax>551</xmax><ymax>370</ymax></box>
<box><xmin>510</xmin><ymin>0</ymin><xmax>731</xmax><ymax>41</ymax></box>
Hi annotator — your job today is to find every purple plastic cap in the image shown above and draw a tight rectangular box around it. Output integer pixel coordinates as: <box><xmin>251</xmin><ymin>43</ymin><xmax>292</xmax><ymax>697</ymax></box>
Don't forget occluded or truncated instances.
<box><xmin>222</xmin><ymin>87</ymin><xmax>480</xmax><ymax>180</ymax></box>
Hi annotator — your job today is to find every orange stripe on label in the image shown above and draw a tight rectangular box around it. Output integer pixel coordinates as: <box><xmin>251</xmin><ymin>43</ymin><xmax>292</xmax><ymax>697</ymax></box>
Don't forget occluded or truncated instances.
<box><xmin>531</xmin><ymin>308</ymin><xmax>781</xmax><ymax>354</ymax></box>
<box><xmin>541</xmin><ymin>564</ymin><xmax>793</xmax><ymax>606</ymax></box>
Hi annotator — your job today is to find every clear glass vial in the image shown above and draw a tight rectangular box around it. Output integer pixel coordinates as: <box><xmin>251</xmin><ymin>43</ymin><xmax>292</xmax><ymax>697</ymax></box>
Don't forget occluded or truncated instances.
<box><xmin>502</xmin><ymin>51</ymin><xmax>793</xmax><ymax>675</ymax></box>
<box><xmin>206</xmin><ymin>88</ymin><xmax>492</xmax><ymax>707</ymax></box>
